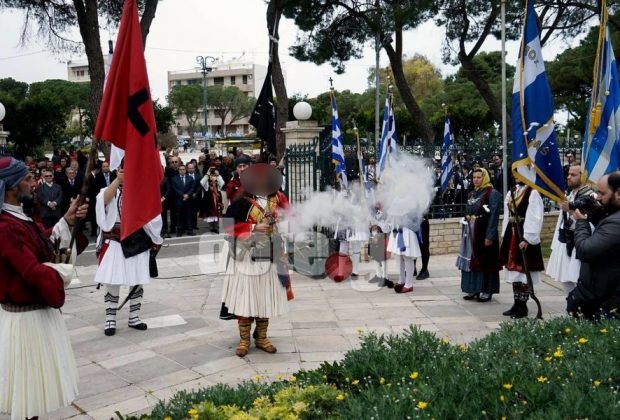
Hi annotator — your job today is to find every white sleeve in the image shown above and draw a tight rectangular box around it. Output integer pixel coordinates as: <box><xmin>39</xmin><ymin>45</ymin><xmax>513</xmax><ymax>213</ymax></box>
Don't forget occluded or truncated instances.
<box><xmin>49</xmin><ymin>217</ymin><xmax>77</xmax><ymax>265</ymax></box>
<box><xmin>217</xmin><ymin>175</ymin><xmax>225</xmax><ymax>190</ymax></box>
<box><xmin>501</xmin><ymin>193</ymin><xmax>510</xmax><ymax>239</ymax></box>
<box><xmin>200</xmin><ymin>175</ymin><xmax>210</xmax><ymax>191</ymax></box>
<box><xmin>144</xmin><ymin>215</ymin><xmax>164</xmax><ymax>245</ymax></box>
<box><xmin>96</xmin><ymin>189</ymin><xmax>118</xmax><ymax>232</ymax></box>
<box><xmin>523</xmin><ymin>189</ymin><xmax>544</xmax><ymax>245</ymax></box>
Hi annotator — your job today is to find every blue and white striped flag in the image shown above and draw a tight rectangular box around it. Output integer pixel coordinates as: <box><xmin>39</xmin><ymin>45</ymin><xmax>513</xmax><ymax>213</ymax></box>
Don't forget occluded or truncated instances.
<box><xmin>511</xmin><ymin>0</ymin><xmax>566</xmax><ymax>202</ymax></box>
<box><xmin>440</xmin><ymin>116</ymin><xmax>454</xmax><ymax>193</ymax></box>
<box><xmin>582</xmin><ymin>1</ymin><xmax>620</xmax><ymax>184</ymax></box>
<box><xmin>331</xmin><ymin>91</ymin><xmax>348</xmax><ymax>189</ymax></box>
<box><xmin>377</xmin><ymin>89</ymin><xmax>398</xmax><ymax>181</ymax></box>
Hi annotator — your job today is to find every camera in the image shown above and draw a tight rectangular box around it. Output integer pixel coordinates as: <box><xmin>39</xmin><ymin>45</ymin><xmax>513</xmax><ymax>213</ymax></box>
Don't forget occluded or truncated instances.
<box><xmin>568</xmin><ymin>193</ymin><xmax>599</xmax><ymax>213</ymax></box>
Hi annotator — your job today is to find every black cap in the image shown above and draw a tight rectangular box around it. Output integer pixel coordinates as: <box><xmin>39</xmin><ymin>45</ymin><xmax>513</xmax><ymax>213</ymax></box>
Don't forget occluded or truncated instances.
<box><xmin>234</xmin><ymin>154</ymin><xmax>252</xmax><ymax>168</ymax></box>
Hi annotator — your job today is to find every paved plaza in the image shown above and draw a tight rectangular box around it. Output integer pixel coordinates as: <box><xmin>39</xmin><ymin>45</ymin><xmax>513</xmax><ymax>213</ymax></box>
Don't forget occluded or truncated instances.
<box><xmin>11</xmin><ymin>233</ymin><xmax>566</xmax><ymax>419</ymax></box>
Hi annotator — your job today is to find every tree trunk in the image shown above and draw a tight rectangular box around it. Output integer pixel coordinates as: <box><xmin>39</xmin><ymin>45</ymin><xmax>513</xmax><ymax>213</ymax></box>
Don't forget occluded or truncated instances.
<box><xmin>268</xmin><ymin>1</ymin><xmax>288</xmax><ymax>160</ymax></box>
<box><xmin>459</xmin><ymin>54</ymin><xmax>512</xmax><ymax>137</ymax></box>
<box><xmin>140</xmin><ymin>0</ymin><xmax>160</xmax><ymax>48</ymax></box>
<box><xmin>383</xmin><ymin>28</ymin><xmax>434</xmax><ymax>147</ymax></box>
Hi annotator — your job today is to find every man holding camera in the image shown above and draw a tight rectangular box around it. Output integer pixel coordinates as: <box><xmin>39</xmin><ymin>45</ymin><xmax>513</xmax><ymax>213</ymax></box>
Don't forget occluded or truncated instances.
<box><xmin>546</xmin><ymin>164</ymin><xmax>594</xmax><ymax>297</ymax></box>
<box><xmin>567</xmin><ymin>171</ymin><xmax>620</xmax><ymax>320</ymax></box>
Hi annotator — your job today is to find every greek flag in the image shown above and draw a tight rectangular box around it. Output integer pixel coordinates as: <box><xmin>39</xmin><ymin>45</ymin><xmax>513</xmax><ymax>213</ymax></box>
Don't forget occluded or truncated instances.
<box><xmin>440</xmin><ymin>116</ymin><xmax>454</xmax><ymax>193</ymax></box>
<box><xmin>582</xmin><ymin>2</ymin><xmax>620</xmax><ymax>184</ymax></box>
<box><xmin>511</xmin><ymin>0</ymin><xmax>566</xmax><ymax>202</ymax></box>
<box><xmin>377</xmin><ymin>89</ymin><xmax>398</xmax><ymax>180</ymax></box>
<box><xmin>331</xmin><ymin>91</ymin><xmax>348</xmax><ymax>189</ymax></box>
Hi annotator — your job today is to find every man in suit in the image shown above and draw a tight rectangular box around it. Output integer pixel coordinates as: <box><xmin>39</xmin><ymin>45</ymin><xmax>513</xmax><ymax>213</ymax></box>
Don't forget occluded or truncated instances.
<box><xmin>186</xmin><ymin>162</ymin><xmax>201</xmax><ymax>231</ymax></box>
<box><xmin>172</xmin><ymin>164</ymin><xmax>196</xmax><ymax>236</ymax></box>
<box><xmin>163</xmin><ymin>156</ymin><xmax>181</xmax><ymax>235</ymax></box>
<box><xmin>37</xmin><ymin>169</ymin><xmax>64</xmax><ymax>228</ymax></box>
<box><xmin>61</xmin><ymin>167</ymin><xmax>82</xmax><ymax>213</ymax></box>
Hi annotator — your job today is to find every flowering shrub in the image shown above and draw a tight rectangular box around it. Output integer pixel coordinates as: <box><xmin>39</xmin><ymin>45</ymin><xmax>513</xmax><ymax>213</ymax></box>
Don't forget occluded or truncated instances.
<box><xmin>127</xmin><ymin>318</ymin><xmax>618</xmax><ymax>419</ymax></box>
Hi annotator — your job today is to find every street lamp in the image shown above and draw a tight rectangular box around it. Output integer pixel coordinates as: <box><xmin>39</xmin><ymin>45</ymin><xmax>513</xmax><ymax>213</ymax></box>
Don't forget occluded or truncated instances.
<box><xmin>0</xmin><ymin>101</ymin><xmax>10</xmax><ymax>156</ymax></box>
<box><xmin>196</xmin><ymin>55</ymin><xmax>216</xmax><ymax>146</ymax></box>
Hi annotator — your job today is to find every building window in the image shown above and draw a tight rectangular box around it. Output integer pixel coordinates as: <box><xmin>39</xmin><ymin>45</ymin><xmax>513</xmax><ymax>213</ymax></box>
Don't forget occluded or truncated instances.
<box><xmin>76</xmin><ymin>70</ymin><xmax>85</xmax><ymax>77</ymax></box>
<box><xmin>242</xmin><ymin>75</ymin><xmax>248</xmax><ymax>84</ymax></box>
<box><xmin>230</xmin><ymin>76</ymin><xmax>236</xmax><ymax>85</ymax></box>
<box><xmin>214</xmin><ymin>77</ymin><xmax>224</xmax><ymax>85</ymax></box>
<box><xmin>187</xmin><ymin>79</ymin><xmax>201</xmax><ymax>85</ymax></box>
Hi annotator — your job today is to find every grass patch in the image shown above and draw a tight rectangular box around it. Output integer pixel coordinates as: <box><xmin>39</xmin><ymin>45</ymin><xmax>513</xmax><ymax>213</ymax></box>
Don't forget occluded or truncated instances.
<box><xmin>125</xmin><ymin>318</ymin><xmax>619</xmax><ymax>419</ymax></box>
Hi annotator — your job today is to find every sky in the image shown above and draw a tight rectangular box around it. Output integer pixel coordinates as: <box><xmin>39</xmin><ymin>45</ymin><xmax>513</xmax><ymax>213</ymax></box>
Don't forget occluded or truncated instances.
<box><xmin>0</xmin><ymin>0</ymin><xmax>585</xmax><ymax>107</ymax></box>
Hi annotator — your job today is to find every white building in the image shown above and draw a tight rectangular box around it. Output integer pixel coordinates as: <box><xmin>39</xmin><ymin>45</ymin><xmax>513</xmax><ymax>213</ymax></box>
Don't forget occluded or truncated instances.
<box><xmin>167</xmin><ymin>61</ymin><xmax>268</xmax><ymax>137</ymax></box>
<box><xmin>66</xmin><ymin>55</ymin><xmax>113</xmax><ymax>83</ymax></box>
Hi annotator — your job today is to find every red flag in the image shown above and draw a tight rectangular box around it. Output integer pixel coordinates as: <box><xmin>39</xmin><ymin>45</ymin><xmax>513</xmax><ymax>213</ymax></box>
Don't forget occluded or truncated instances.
<box><xmin>94</xmin><ymin>0</ymin><xmax>162</xmax><ymax>240</ymax></box>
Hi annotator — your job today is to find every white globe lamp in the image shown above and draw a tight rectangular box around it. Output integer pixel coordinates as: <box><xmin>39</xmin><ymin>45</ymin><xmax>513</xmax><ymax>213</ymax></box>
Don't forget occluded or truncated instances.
<box><xmin>293</xmin><ymin>101</ymin><xmax>312</xmax><ymax>121</ymax></box>
<box><xmin>0</xmin><ymin>102</ymin><xmax>5</xmax><ymax>122</ymax></box>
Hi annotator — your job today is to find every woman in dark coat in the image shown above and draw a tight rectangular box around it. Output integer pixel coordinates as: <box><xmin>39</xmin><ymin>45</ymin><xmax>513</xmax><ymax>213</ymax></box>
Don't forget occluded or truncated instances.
<box><xmin>456</xmin><ymin>168</ymin><xmax>502</xmax><ymax>302</ymax></box>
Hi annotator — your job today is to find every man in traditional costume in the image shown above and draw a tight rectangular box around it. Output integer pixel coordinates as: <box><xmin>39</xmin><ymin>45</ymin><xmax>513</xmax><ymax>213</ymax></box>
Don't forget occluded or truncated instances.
<box><xmin>225</xmin><ymin>155</ymin><xmax>251</xmax><ymax>204</ymax></box>
<box><xmin>546</xmin><ymin>163</ymin><xmax>594</xmax><ymax>297</ymax></box>
<box><xmin>0</xmin><ymin>157</ymin><xmax>87</xmax><ymax>420</ymax></box>
<box><xmin>95</xmin><ymin>168</ymin><xmax>163</xmax><ymax>336</ymax></box>
<box><xmin>222</xmin><ymin>163</ymin><xmax>293</xmax><ymax>357</ymax></box>
<box><xmin>499</xmin><ymin>182</ymin><xmax>545</xmax><ymax>319</ymax></box>
<box><xmin>386</xmin><ymin>222</ymin><xmax>421</xmax><ymax>293</ymax></box>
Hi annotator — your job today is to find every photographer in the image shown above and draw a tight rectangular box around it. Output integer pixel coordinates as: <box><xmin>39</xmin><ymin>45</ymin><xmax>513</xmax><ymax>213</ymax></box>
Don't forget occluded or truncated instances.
<box><xmin>567</xmin><ymin>171</ymin><xmax>620</xmax><ymax>320</ymax></box>
<box><xmin>546</xmin><ymin>164</ymin><xmax>594</xmax><ymax>296</ymax></box>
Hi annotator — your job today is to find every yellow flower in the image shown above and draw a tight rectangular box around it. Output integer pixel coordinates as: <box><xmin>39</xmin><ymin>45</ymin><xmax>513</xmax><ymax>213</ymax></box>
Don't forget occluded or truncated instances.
<box><xmin>417</xmin><ymin>401</ymin><xmax>429</xmax><ymax>410</ymax></box>
<box><xmin>537</xmin><ymin>376</ymin><xmax>548</xmax><ymax>384</ymax></box>
<box><xmin>188</xmin><ymin>408</ymin><xmax>198</xmax><ymax>419</ymax></box>
<box><xmin>593</xmin><ymin>380</ymin><xmax>601</xmax><ymax>387</ymax></box>
<box><xmin>600</xmin><ymin>328</ymin><xmax>608</xmax><ymax>334</ymax></box>
<box><xmin>352</xmin><ymin>379</ymin><xmax>360</xmax><ymax>385</ymax></box>
<box><xmin>292</xmin><ymin>401</ymin><xmax>308</xmax><ymax>413</ymax></box>
<box><xmin>289</xmin><ymin>375</ymin><xmax>297</xmax><ymax>382</ymax></box>
<box><xmin>253</xmin><ymin>374</ymin><xmax>262</xmax><ymax>382</ymax></box>
<box><xmin>164</xmin><ymin>417</ymin><xmax>172</xmax><ymax>420</ymax></box>
<box><xmin>345</xmin><ymin>377</ymin><xmax>350</xmax><ymax>383</ymax></box>
<box><xmin>410</xmin><ymin>371</ymin><xmax>419</xmax><ymax>380</ymax></box>
<box><xmin>553</xmin><ymin>348</ymin><xmax>564</xmax><ymax>358</ymax></box>
<box><xmin>356</xmin><ymin>328</ymin><xmax>364</xmax><ymax>335</ymax></box>
<box><xmin>502</xmin><ymin>417</ymin><xmax>507</xmax><ymax>420</ymax></box>
<box><xmin>379</xmin><ymin>377</ymin><xmax>385</xmax><ymax>385</ymax></box>
<box><xmin>578</xmin><ymin>337</ymin><xmax>588</xmax><ymax>344</ymax></box>
<box><xmin>564</xmin><ymin>327</ymin><xmax>571</xmax><ymax>333</ymax></box>
<box><xmin>336</xmin><ymin>394</ymin><xmax>345</xmax><ymax>401</ymax></box>
<box><xmin>502</xmin><ymin>383</ymin><xmax>512</xmax><ymax>390</ymax></box>
<box><xmin>500</xmin><ymin>394</ymin><xmax>505</xmax><ymax>402</ymax></box>
<box><xmin>276</xmin><ymin>374</ymin><xmax>284</xmax><ymax>381</ymax></box>
<box><xmin>512</xmin><ymin>349</ymin><xmax>518</xmax><ymax>355</ymax></box>
<box><xmin>544</xmin><ymin>356</ymin><xmax>552</xmax><ymax>362</ymax></box>
<box><xmin>459</xmin><ymin>344</ymin><xmax>468</xmax><ymax>353</ymax></box>
<box><xmin>442</xmin><ymin>338</ymin><xmax>449</xmax><ymax>344</ymax></box>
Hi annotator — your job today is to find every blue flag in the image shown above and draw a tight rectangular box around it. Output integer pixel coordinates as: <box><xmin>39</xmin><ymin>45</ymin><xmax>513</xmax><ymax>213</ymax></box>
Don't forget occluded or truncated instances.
<box><xmin>377</xmin><ymin>88</ymin><xmax>398</xmax><ymax>181</ymax></box>
<box><xmin>440</xmin><ymin>116</ymin><xmax>454</xmax><ymax>193</ymax></box>
<box><xmin>331</xmin><ymin>90</ymin><xmax>348</xmax><ymax>189</ymax></box>
<box><xmin>511</xmin><ymin>0</ymin><xmax>566</xmax><ymax>202</ymax></box>
<box><xmin>582</xmin><ymin>2</ymin><xmax>620</xmax><ymax>184</ymax></box>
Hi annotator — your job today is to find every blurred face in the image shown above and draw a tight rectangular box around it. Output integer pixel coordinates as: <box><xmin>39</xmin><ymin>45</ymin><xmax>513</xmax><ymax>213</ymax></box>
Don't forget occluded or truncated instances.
<box><xmin>566</xmin><ymin>165</ymin><xmax>582</xmax><ymax>189</ymax></box>
<box><xmin>493</xmin><ymin>155</ymin><xmax>501</xmax><ymax>167</ymax></box>
<box><xmin>473</xmin><ymin>171</ymin><xmax>484</xmax><ymax>189</ymax></box>
<box><xmin>42</xmin><ymin>171</ymin><xmax>54</xmax><ymax>183</ymax></box>
<box><xmin>566</xmin><ymin>153</ymin><xmax>575</xmax><ymax>164</ymax></box>
<box><xmin>60</xmin><ymin>158</ymin><xmax>67</xmax><ymax>166</ymax></box>
<box><xmin>596</xmin><ymin>175</ymin><xmax>619</xmax><ymax>212</ymax></box>
<box><xmin>102</xmin><ymin>162</ymin><xmax>110</xmax><ymax>173</ymax></box>
<box><xmin>15</xmin><ymin>173</ymin><xmax>35</xmax><ymax>202</ymax></box>
<box><xmin>66</xmin><ymin>169</ymin><xmax>76</xmax><ymax>180</ymax></box>
<box><xmin>70</xmin><ymin>161</ymin><xmax>79</xmax><ymax>171</ymax></box>
<box><xmin>473</xmin><ymin>162</ymin><xmax>481</xmax><ymax>170</ymax></box>
<box><xmin>170</xmin><ymin>158</ymin><xmax>180</xmax><ymax>168</ymax></box>
<box><xmin>46</xmin><ymin>161</ymin><xmax>53</xmax><ymax>169</ymax></box>
<box><xmin>236</xmin><ymin>163</ymin><xmax>249</xmax><ymax>174</ymax></box>
<box><xmin>187</xmin><ymin>164</ymin><xmax>195</xmax><ymax>173</ymax></box>
<box><xmin>178</xmin><ymin>165</ymin><xmax>186</xmax><ymax>175</ymax></box>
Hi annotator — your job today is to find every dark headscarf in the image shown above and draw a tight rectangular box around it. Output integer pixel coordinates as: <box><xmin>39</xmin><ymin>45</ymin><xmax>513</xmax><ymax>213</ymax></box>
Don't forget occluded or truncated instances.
<box><xmin>0</xmin><ymin>157</ymin><xmax>28</xmax><ymax>211</ymax></box>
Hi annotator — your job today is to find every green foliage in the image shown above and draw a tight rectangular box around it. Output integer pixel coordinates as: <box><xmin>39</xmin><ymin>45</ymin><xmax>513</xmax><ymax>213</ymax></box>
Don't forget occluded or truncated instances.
<box><xmin>207</xmin><ymin>85</ymin><xmax>254</xmax><ymax>133</ymax></box>
<box><xmin>129</xmin><ymin>318</ymin><xmax>619</xmax><ymax>419</ymax></box>
<box><xmin>153</xmin><ymin>99</ymin><xmax>175</xmax><ymax>134</ymax></box>
<box><xmin>167</xmin><ymin>84</ymin><xmax>203</xmax><ymax>135</ymax></box>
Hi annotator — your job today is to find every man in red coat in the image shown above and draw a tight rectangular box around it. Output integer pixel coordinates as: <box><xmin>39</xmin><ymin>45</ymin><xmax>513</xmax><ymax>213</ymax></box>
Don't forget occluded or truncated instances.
<box><xmin>0</xmin><ymin>157</ymin><xmax>88</xmax><ymax>420</ymax></box>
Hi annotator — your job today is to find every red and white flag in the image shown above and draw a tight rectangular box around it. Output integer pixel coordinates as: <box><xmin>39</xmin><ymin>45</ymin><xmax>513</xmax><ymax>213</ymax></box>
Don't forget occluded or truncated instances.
<box><xmin>94</xmin><ymin>0</ymin><xmax>162</xmax><ymax>240</ymax></box>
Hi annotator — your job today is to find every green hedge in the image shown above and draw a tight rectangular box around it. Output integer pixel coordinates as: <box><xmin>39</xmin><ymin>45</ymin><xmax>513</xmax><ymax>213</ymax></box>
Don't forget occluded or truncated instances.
<box><xmin>126</xmin><ymin>317</ymin><xmax>619</xmax><ymax>419</ymax></box>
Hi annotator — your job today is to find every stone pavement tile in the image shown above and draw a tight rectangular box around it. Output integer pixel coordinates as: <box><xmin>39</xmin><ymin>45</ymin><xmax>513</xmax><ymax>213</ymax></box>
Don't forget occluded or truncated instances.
<box><xmin>253</xmin><ymin>362</ymin><xmax>302</xmax><ymax>378</ymax></box>
<box><xmin>137</xmin><ymin>333</ymin><xmax>189</xmax><ymax>349</ymax></box>
<box><xmin>300</xmin><ymin>361</ymin><xmax>324</xmax><ymax>371</ymax></box>
<box><xmin>337</xmin><ymin>319</ymin><xmax>389</xmax><ymax>329</ymax></box>
<box><xmin>72</xmin><ymin>335</ymin><xmax>136</xmax><ymax>359</ymax></box>
<box><xmin>73</xmin><ymin>385</ymin><xmax>145</xmax><ymax>412</ymax></box>
<box><xmin>69</xmin><ymin>326</ymin><xmax>103</xmax><ymax>345</ymax></box>
<box><xmin>193</xmin><ymin>356</ymin><xmax>249</xmax><ymax>376</ymax></box>
<box><xmin>410</xmin><ymin>294</ymin><xmax>452</xmax><ymax>302</ymax></box>
<box><xmin>43</xmin><ymin>404</ymin><xmax>81</xmax><ymax>419</ymax></box>
<box><xmin>99</xmin><ymin>349</ymin><xmax>158</xmax><ymax>370</ymax></box>
<box><xmin>376</xmin><ymin>306</ymin><xmax>426</xmax><ymax>318</ymax></box>
<box><xmin>76</xmin><ymin>363</ymin><xmax>130</xmax><ymax>400</ymax></box>
<box><xmin>202</xmin><ymin>365</ymin><xmax>259</xmax><ymax>387</ymax></box>
<box><xmin>291</xmin><ymin>321</ymin><xmax>339</xmax><ymax>329</ymax></box>
<box><xmin>299</xmin><ymin>351</ymin><xmax>346</xmax><ymax>363</ymax></box>
<box><xmin>84</xmin><ymin>393</ymin><xmax>160</xmax><ymax>420</ymax></box>
<box><xmin>293</xmin><ymin>327</ymin><xmax>343</xmax><ymax>337</ymax></box>
<box><xmin>294</xmin><ymin>335</ymin><xmax>354</xmax><ymax>353</ymax></box>
<box><xmin>164</xmin><ymin>343</ymin><xmax>232</xmax><ymax>368</ymax></box>
<box><xmin>419</xmin><ymin>303</ymin><xmax>474</xmax><ymax>318</ymax></box>
<box><xmin>334</xmin><ymin>308</ymin><xmax>383</xmax><ymax>320</ymax></box>
<box><xmin>137</xmin><ymin>368</ymin><xmax>202</xmax><ymax>393</ymax></box>
<box><xmin>109</xmin><ymin>356</ymin><xmax>184</xmax><ymax>384</ymax></box>
<box><xmin>286</xmin><ymin>309</ymin><xmax>338</xmax><ymax>323</ymax></box>
<box><xmin>152</xmin><ymin>378</ymin><xmax>219</xmax><ymax>404</ymax></box>
<box><xmin>64</xmin><ymin>316</ymin><xmax>91</xmax><ymax>331</ymax></box>
<box><xmin>433</xmin><ymin>316</ymin><xmax>483</xmax><ymax>325</ymax></box>
<box><xmin>245</xmin><ymin>352</ymin><xmax>300</xmax><ymax>364</ymax></box>
<box><xmin>416</xmin><ymin>323</ymin><xmax>440</xmax><ymax>333</ymax></box>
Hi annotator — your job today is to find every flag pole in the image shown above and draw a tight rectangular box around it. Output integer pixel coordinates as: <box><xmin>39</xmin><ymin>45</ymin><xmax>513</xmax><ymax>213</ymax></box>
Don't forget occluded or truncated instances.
<box><xmin>501</xmin><ymin>0</ymin><xmax>508</xmax><ymax>199</ymax></box>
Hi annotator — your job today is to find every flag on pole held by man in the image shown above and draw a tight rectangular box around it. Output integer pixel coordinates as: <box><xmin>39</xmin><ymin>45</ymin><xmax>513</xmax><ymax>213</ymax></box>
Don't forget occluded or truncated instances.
<box><xmin>377</xmin><ymin>88</ymin><xmax>398</xmax><ymax>181</ymax></box>
<box><xmin>94</xmin><ymin>0</ymin><xmax>162</xmax><ymax>240</ymax></box>
<box><xmin>330</xmin><ymin>90</ymin><xmax>348</xmax><ymax>189</ymax></box>
<box><xmin>249</xmin><ymin>64</ymin><xmax>277</xmax><ymax>157</ymax></box>
<box><xmin>582</xmin><ymin>0</ymin><xmax>620</xmax><ymax>184</ymax></box>
<box><xmin>440</xmin><ymin>116</ymin><xmax>454</xmax><ymax>193</ymax></box>
<box><xmin>511</xmin><ymin>0</ymin><xmax>566</xmax><ymax>202</ymax></box>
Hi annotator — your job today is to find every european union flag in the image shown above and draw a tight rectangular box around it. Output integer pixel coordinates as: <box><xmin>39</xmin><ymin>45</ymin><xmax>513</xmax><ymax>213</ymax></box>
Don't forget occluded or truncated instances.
<box><xmin>331</xmin><ymin>90</ymin><xmax>348</xmax><ymax>189</ymax></box>
<box><xmin>511</xmin><ymin>0</ymin><xmax>566</xmax><ymax>202</ymax></box>
<box><xmin>582</xmin><ymin>1</ymin><xmax>620</xmax><ymax>184</ymax></box>
<box><xmin>440</xmin><ymin>116</ymin><xmax>454</xmax><ymax>193</ymax></box>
